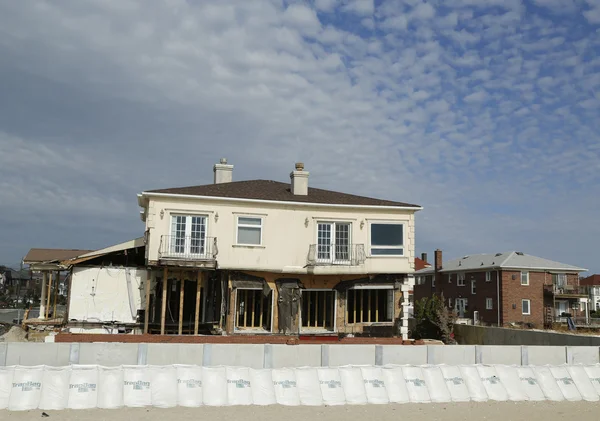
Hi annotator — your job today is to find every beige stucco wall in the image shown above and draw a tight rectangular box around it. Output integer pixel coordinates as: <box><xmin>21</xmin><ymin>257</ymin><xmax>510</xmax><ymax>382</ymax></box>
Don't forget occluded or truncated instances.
<box><xmin>142</xmin><ymin>195</ymin><xmax>416</xmax><ymax>275</ymax></box>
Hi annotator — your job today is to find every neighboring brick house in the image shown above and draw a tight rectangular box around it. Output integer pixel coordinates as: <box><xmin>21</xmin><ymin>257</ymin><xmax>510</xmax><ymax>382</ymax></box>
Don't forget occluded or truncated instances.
<box><xmin>580</xmin><ymin>274</ymin><xmax>600</xmax><ymax>287</ymax></box>
<box><xmin>414</xmin><ymin>249</ymin><xmax>588</xmax><ymax>328</ymax></box>
<box><xmin>581</xmin><ymin>275</ymin><xmax>600</xmax><ymax>312</ymax></box>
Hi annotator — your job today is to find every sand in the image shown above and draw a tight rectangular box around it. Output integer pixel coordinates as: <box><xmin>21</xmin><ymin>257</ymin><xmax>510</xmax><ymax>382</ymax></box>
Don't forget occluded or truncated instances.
<box><xmin>3</xmin><ymin>402</ymin><xmax>599</xmax><ymax>421</ymax></box>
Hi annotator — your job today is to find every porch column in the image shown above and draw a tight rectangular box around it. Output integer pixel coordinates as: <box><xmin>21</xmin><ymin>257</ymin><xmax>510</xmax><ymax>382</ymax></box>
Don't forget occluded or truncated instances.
<box><xmin>46</xmin><ymin>271</ymin><xmax>53</xmax><ymax>319</ymax></box>
<box><xmin>178</xmin><ymin>270</ymin><xmax>185</xmax><ymax>335</ymax></box>
<box><xmin>161</xmin><ymin>267</ymin><xmax>168</xmax><ymax>335</ymax></box>
<box><xmin>144</xmin><ymin>269</ymin><xmax>151</xmax><ymax>334</ymax></box>
<box><xmin>39</xmin><ymin>271</ymin><xmax>47</xmax><ymax>320</ymax></box>
<box><xmin>194</xmin><ymin>271</ymin><xmax>201</xmax><ymax>335</ymax></box>
<box><xmin>53</xmin><ymin>270</ymin><xmax>59</xmax><ymax>320</ymax></box>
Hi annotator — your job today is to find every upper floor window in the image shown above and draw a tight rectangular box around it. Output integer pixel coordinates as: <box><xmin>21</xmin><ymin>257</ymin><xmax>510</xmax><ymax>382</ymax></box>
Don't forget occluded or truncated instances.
<box><xmin>471</xmin><ymin>279</ymin><xmax>476</xmax><ymax>294</ymax></box>
<box><xmin>236</xmin><ymin>216</ymin><xmax>263</xmax><ymax>246</ymax></box>
<box><xmin>552</xmin><ymin>273</ymin><xmax>566</xmax><ymax>287</ymax></box>
<box><xmin>370</xmin><ymin>223</ymin><xmax>403</xmax><ymax>256</ymax></box>
<box><xmin>521</xmin><ymin>272</ymin><xmax>529</xmax><ymax>286</ymax></box>
<box><xmin>169</xmin><ymin>214</ymin><xmax>207</xmax><ymax>255</ymax></box>
<box><xmin>430</xmin><ymin>275</ymin><xmax>435</xmax><ymax>288</ymax></box>
<box><xmin>486</xmin><ymin>271</ymin><xmax>492</xmax><ymax>282</ymax></box>
<box><xmin>317</xmin><ymin>222</ymin><xmax>351</xmax><ymax>263</ymax></box>
<box><xmin>457</xmin><ymin>272</ymin><xmax>465</xmax><ymax>286</ymax></box>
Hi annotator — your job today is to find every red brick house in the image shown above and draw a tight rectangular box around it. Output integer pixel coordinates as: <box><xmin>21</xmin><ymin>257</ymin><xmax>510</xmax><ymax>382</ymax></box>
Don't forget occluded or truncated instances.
<box><xmin>580</xmin><ymin>274</ymin><xmax>600</xmax><ymax>287</ymax></box>
<box><xmin>414</xmin><ymin>249</ymin><xmax>588</xmax><ymax>328</ymax></box>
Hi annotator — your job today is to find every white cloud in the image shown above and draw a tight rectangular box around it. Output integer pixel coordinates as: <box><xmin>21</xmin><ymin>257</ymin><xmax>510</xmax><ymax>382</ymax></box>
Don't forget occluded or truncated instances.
<box><xmin>411</xmin><ymin>2</ymin><xmax>436</xmax><ymax>20</ymax></box>
<box><xmin>282</xmin><ymin>4</ymin><xmax>322</xmax><ymax>35</ymax></box>
<box><xmin>341</xmin><ymin>0</ymin><xmax>374</xmax><ymax>16</ymax></box>
<box><xmin>463</xmin><ymin>90</ymin><xmax>488</xmax><ymax>103</ymax></box>
<box><xmin>315</xmin><ymin>0</ymin><xmax>338</xmax><ymax>12</ymax></box>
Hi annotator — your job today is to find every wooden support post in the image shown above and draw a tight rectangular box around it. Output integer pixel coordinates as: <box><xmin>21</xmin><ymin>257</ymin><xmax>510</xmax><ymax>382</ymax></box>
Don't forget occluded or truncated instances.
<box><xmin>367</xmin><ymin>290</ymin><xmax>372</xmax><ymax>323</ymax></box>
<box><xmin>323</xmin><ymin>291</ymin><xmax>327</xmax><ymax>328</ymax></box>
<box><xmin>250</xmin><ymin>290</ymin><xmax>255</xmax><ymax>328</ymax></box>
<box><xmin>307</xmin><ymin>291</ymin><xmax>312</xmax><ymax>327</ymax></box>
<box><xmin>259</xmin><ymin>290</ymin><xmax>264</xmax><ymax>328</ymax></box>
<box><xmin>144</xmin><ymin>270</ymin><xmax>151</xmax><ymax>334</ymax></box>
<box><xmin>353</xmin><ymin>289</ymin><xmax>357</xmax><ymax>324</ymax></box>
<box><xmin>53</xmin><ymin>271</ymin><xmax>58</xmax><ymax>320</ymax></box>
<box><xmin>39</xmin><ymin>271</ymin><xmax>47</xmax><ymax>320</ymax></box>
<box><xmin>194</xmin><ymin>271</ymin><xmax>201</xmax><ymax>335</ymax></box>
<box><xmin>46</xmin><ymin>272</ymin><xmax>53</xmax><ymax>319</ymax></box>
<box><xmin>314</xmin><ymin>292</ymin><xmax>318</xmax><ymax>328</ymax></box>
<box><xmin>178</xmin><ymin>271</ymin><xmax>185</xmax><ymax>335</ymax></box>
<box><xmin>161</xmin><ymin>267</ymin><xmax>168</xmax><ymax>335</ymax></box>
<box><xmin>375</xmin><ymin>290</ymin><xmax>379</xmax><ymax>323</ymax></box>
<box><xmin>243</xmin><ymin>290</ymin><xmax>248</xmax><ymax>328</ymax></box>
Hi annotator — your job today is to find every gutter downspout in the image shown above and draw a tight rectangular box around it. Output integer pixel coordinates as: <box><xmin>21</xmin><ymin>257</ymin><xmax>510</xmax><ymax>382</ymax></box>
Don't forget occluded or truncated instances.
<box><xmin>496</xmin><ymin>270</ymin><xmax>500</xmax><ymax>326</ymax></box>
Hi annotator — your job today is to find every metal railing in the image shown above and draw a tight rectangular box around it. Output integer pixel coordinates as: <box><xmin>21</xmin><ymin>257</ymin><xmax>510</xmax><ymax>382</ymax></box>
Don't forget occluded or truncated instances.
<box><xmin>306</xmin><ymin>244</ymin><xmax>366</xmax><ymax>266</ymax></box>
<box><xmin>544</xmin><ymin>284</ymin><xmax>589</xmax><ymax>296</ymax></box>
<box><xmin>159</xmin><ymin>236</ymin><xmax>218</xmax><ymax>261</ymax></box>
<box><xmin>553</xmin><ymin>316</ymin><xmax>600</xmax><ymax>326</ymax></box>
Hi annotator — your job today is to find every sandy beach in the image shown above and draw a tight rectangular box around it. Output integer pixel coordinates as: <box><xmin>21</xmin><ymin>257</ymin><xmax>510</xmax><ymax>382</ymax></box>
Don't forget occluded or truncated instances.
<box><xmin>3</xmin><ymin>402</ymin><xmax>599</xmax><ymax>421</ymax></box>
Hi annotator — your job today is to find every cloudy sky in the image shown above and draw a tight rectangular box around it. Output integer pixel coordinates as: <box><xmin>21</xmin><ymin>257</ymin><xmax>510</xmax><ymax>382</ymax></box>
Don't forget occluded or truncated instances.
<box><xmin>1</xmin><ymin>0</ymin><xmax>599</xmax><ymax>274</ymax></box>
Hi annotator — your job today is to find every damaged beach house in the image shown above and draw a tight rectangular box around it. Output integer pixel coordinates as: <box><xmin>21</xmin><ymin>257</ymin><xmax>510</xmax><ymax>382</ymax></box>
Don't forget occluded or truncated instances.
<box><xmin>59</xmin><ymin>160</ymin><xmax>422</xmax><ymax>339</ymax></box>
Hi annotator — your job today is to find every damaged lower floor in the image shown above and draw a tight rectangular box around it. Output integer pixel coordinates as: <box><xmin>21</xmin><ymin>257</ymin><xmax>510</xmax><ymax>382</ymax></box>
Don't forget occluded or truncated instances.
<box><xmin>142</xmin><ymin>267</ymin><xmax>413</xmax><ymax>339</ymax></box>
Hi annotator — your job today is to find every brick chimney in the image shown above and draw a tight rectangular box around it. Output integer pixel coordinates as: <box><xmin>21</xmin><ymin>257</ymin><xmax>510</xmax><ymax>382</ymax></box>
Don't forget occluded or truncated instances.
<box><xmin>213</xmin><ymin>158</ymin><xmax>233</xmax><ymax>184</ymax></box>
<box><xmin>290</xmin><ymin>162</ymin><xmax>309</xmax><ymax>195</ymax></box>
<box><xmin>421</xmin><ymin>252</ymin><xmax>428</xmax><ymax>263</ymax></box>
<box><xmin>434</xmin><ymin>249</ymin><xmax>442</xmax><ymax>271</ymax></box>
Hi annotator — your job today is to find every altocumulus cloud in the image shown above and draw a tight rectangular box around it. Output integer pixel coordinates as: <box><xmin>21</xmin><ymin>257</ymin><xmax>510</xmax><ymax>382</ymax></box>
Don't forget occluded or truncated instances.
<box><xmin>0</xmin><ymin>0</ymin><xmax>599</xmax><ymax>272</ymax></box>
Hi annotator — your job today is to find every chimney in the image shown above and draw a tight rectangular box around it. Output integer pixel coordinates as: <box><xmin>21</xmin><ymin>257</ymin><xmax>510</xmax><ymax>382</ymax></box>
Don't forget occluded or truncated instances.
<box><xmin>434</xmin><ymin>249</ymin><xmax>442</xmax><ymax>271</ymax></box>
<box><xmin>213</xmin><ymin>158</ymin><xmax>233</xmax><ymax>184</ymax></box>
<box><xmin>421</xmin><ymin>252</ymin><xmax>428</xmax><ymax>263</ymax></box>
<box><xmin>290</xmin><ymin>162</ymin><xmax>309</xmax><ymax>195</ymax></box>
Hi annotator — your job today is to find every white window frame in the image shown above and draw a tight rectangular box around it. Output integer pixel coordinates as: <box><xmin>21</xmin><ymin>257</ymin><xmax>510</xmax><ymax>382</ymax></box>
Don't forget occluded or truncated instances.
<box><xmin>522</xmin><ymin>299</ymin><xmax>531</xmax><ymax>315</ymax></box>
<box><xmin>234</xmin><ymin>288</ymin><xmax>274</xmax><ymax>333</ymax></box>
<box><xmin>169</xmin><ymin>214</ymin><xmax>208</xmax><ymax>257</ymax></box>
<box><xmin>486</xmin><ymin>271</ymin><xmax>492</xmax><ymax>282</ymax></box>
<box><xmin>457</xmin><ymin>272</ymin><xmax>465</xmax><ymax>286</ymax></box>
<box><xmin>368</xmin><ymin>221</ymin><xmax>405</xmax><ymax>257</ymax></box>
<box><xmin>235</xmin><ymin>215</ymin><xmax>263</xmax><ymax>246</ymax></box>
<box><xmin>455</xmin><ymin>298</ymin><xmax>468</xmax><ymax>314</ymax></box>
<box><xmin>299</xmin><ymin>289</ymin><xmax>337</xmax><ymax>333</ymax></box>
<box><xmin>486</xmin><ymin>298</ymin><xmax>493</xmax><ymax>310</ymax></box>
<box><xmin>431</xmin><ymin>275</ymin><xmax>435</xmax><ymax>288</ymax></box>
<box><xmin>521</xmin><ymin>271</ymin><xmax>529</xmax><ymax>286</ymax></box>
<box><xmin>471</xmin><ymin>279</ymin><xmax>476</xmax><ymax>294</ymax></box>
<box><xmin>316</xmin><ymin>221</ymin><xmax>352</xmax><ymax>264</ymax></box>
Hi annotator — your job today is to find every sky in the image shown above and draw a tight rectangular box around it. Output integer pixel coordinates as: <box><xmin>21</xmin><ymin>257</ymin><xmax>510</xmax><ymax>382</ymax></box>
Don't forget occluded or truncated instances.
<box><xmin>0</xmin><ymin>0</ymin><xmax>599</xmax><ymax>274</ymax></box>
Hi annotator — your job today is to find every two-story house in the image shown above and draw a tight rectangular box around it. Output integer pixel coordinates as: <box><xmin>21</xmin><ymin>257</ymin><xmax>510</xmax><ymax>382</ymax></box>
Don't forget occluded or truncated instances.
<box><xmin>414</xmin><ymin>249</ymin><xmax>588</xmax><ymax>328</ymax></box>
<box><xmin>136</xmin><ymin>160</ymin><xmax>421</xmax><ymax>339</ymax></box>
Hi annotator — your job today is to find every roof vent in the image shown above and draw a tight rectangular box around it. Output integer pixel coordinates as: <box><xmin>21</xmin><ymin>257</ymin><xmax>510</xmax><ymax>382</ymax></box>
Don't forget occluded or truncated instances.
<box><xmin>462</xmin><ymin>255</ymin><xmax>469</xmax><ymax>259</ymax></box>
<box><xmin>495</xmin><ymin>253</ymin><xmax>502</xmax><ymax>257</ymax></box>
<box><xmin>516</xmin><ymin>251</ymin><xmax>524</xmax><ymax>256</ymax></box>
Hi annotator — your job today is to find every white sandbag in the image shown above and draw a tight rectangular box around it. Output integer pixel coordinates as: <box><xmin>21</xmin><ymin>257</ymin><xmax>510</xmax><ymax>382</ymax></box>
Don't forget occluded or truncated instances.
<box><xmin>0</xmin><ymin>366</ymin><xmax>14</xmax><ymax>410</ymax></box>
<box><xmin>533</xmin><ymin>366</ymin><xmax>564</xmax><ymax>401</ymax></box>
<box><xmin>494</xmin><ymin>365</ymin><xmax>527</xmax><ymax>401</ymax></box>
<box><xmin>422</xmin><ymin>366</ymin><xmax>451</xmax><ymax>403</ymax></box>
<box><xmin>295</xmin><ymin>367</ymin><xmax>323</xmax><ymax>406</ymax></box>
<box><xmin>202</xmin><ymin>367</ymin><xmax>228</xmax><ymax>406</ymax></box>
<box><xmin>439</xmin><ymin>365</ymin><xmax>470</xmax><ymax>402</ymax></box>
<box><xmin>97</xmin><ymin>366</ymin><xmax>124</xmax><ymax>409</ymax></box>
<box><xmin>226</xmin><ymin>367</ymin><xmax>253</xmax><ymax>406</ymax></box>
<box><xmin>515</xmin><ymin>367</ymin><xmax>546</xmax><ymax>401</ymax></box>
<box><xmin>317</xmin><ymin>368</ymin><xmax>346</xmax><ymax>406</ymax></box>
<box><xmin>567</xmin><ymin>366</ymin><xmax>598</xmax><ymax>402</ymax></box>
<box><xmin>272</xmin><ymin>368</ymin><xmax>300</xmax><ymax>406</ymax></box>
<box><xmin>459</xmin><ymin>365</ymin><xmax>488</xmax><ymax>402</ymax></box>
<box><xmin>360</xmin><ymin>366</ymin><xmax>389</xmax><ymax>404</ymax></box>
<box><xmin>477</xmin><ymin>365</ymin><xmax>508</xmax><ymax>401</ymax></box>
<box><xmin>67</xmin><ymin>365</ymin><xmax>98</xmax><ymax>409</ymax></box>
<box><xmin>402</xmin><ymin>366</ymin><xmax>430</xmax><ymax>403</ymax></box>
<box><xmin>175</xmin><ymin>365</ymin><xmax>203</xmax><ymax>407</ymax></box>
<box><xmin>39</xmin><ymin>366</ymin><xmax>71</xmax><ymax>410</ymax></box>
<box><xmin>123</xmin><ymin>365</ymin><xmax>152</xmax><ymax>407</ymax></box>
<box><xmin>339</xmin><ymin>366</ymin><xmax>367</xmax><ymax>405</ymax></box>
<box><xmin>583</xmin><ymin>365</ymin><xmax>600</xmax><ymax>396</ymax></box>
<box><xmin>150</xmin><ymin>365</ymin><xmax>177</xmax><ymax>408</ymax></box>
<box><xmin>9</xmin><ymin>366</ymin><xmax>43</xmax><ymax>411</ymax></box>
<box><xmin>549</xmin><ymin>366</ymin><xmax>581</xmax><ymax>402</ymax></box>
<box><xmin>382</xmin><ymin>366</ymin><xmax>409</xmax><ymax>403</ymax></box>
<box><xmin>249</xmin><ymin>369</ymin><xmax>276</xmax><ymax>406</ymax></box>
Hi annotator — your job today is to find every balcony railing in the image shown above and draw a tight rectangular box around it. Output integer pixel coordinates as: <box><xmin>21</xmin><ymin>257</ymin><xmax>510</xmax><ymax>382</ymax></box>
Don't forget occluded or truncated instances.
<box><xmin>544</xmin><ymin>284</ymin><xmax>589</xmax><ymax>296</ymax></box>
<box><xmin>159</xmin><ymin>235</ymin><xmax>218</xmax><ymax>261</ymax></box>
<box><xmin>307</xmin><ymin>244</ymin><xmax>366</xmax><ymax>266</ymax></box>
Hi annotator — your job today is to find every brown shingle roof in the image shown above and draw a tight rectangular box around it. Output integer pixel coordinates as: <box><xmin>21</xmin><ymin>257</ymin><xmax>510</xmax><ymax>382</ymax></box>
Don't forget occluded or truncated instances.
<box><xmin>146</xmin><ymin>180</ymin><xmax>420</xmax><ymax>208</ymax></box>
<box><xmin>23</xmin><ymin>248</ymin><xmax>93</xmax><ymax>264</ymax></box>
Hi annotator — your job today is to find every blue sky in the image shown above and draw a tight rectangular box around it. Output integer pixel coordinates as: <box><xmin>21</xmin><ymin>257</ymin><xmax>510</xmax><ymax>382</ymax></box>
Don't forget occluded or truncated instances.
<box><xmin>0</xmin><ymin>0</ymin><xmax>599</xmax><ymax>274</ymax></box>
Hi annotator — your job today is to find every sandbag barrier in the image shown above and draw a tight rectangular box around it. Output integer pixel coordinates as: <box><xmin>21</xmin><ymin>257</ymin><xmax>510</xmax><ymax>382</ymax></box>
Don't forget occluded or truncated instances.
<box><xmin>2</xmin><ymin>364</ymin><xmax>600</xmax><ymax>410</ymax></box>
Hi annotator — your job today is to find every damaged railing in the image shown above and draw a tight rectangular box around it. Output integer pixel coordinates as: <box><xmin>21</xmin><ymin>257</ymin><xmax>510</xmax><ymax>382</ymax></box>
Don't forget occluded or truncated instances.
<box><xmin>544</xmin><ymin>284</ymin><xmax>589</xmax><ymax>296</ymax></box>
<box><xmin>306</xmin><ymin>244</ymin><xmax>366</xmax><ymax>266</ymax></box>
<box><xmin>159</xmin><ymin>235</ymin><xmax>218</xmax><ymax>261</ymax></box>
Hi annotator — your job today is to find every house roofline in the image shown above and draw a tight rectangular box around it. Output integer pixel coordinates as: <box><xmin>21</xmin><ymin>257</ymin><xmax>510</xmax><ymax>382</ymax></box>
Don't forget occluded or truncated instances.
<box><xmin>437</xmin><ymin>266</ymin><xmax>587</xmax><ymax>273</ymax></box>
<box><xmin>138</xmin><ymin>191</ymin><xmax>423</xmax><ymax>211</ymax></box>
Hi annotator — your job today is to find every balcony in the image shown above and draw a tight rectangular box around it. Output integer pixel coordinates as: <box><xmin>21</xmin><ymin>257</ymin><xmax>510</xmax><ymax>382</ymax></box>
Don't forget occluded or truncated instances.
<box><xmin>306</xmin><ymin>244</ymin><xmax>366</xmax><ymax>267</ymax></box>
<box><xmin>544</xmin><ymin>284</ymin><xmax>589</xmax><ymax>297</ymax></box>
<box><xmin>158</xmin><ymin>235</ymin><xmax>218</xmax><ymax>268</ymax></box>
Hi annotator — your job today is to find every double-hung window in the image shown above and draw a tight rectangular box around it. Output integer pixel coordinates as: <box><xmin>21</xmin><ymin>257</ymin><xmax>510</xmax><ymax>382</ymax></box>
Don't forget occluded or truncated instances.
<box><xmin>169</xmin><ymin>215</ymin><xmax>207</xmax><ymax>256</ymax></box>
<box><xmin>370</xmin><ymin>223</ymin><xmax>404</xmax><ymax>256</ymax></box>
<box><xmin>457</xmin><ymin>272</ymin><xmax>465</xmax><ymax>286</ymax></box>
<box><xmin>237</xmin><ymin>216</ymin><xmax>263</xmax><ymax>246</ymax></box>
<box><xmin>521</xmin><ymin>272</ymin><xmax>529</xmax><ymax>286</ymax></box>
<box><xmin>486</xmin><ymin>271</ymin><xmax>492</xmax><ymax>282</ymax></box>
<box><xmin>317</xmin><ymin>222</ymin><xmax>351</xmax><ymax>263</ymax></box>
<box><xmin>486</xmin><ymin>298</ymin><xmax>493</xmax><ymax>310</ymax></box>
<box><xmin>522</xmin><ymin>299</ymin><xmax>531</xmax><ymax>315</ymax></box>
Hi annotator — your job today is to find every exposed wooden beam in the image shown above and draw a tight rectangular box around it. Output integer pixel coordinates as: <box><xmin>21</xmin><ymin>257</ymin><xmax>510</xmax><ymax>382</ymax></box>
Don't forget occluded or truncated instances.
<box><xmin>46</xmin><ymin>272</ymin><xmax>53</xmax><ymax>319</ymax></box>
<box><xmin>144</xmin><ymin>270</ymin><xmax>151</xmax><ymax>334</ymax></box>
<box><xmin>161</xmin><ymin>267</ymin><xmax>168</xmax><ymax>335</ymax></box>
<box><xmin>178</xmin><ymin>270</ymin><xmax>185</xmax><ymax>335</ymax></box>
<box><xmin>194</xmin><ymin>271</ymin><xmax>201</xmax><ymax>335</ymax></box>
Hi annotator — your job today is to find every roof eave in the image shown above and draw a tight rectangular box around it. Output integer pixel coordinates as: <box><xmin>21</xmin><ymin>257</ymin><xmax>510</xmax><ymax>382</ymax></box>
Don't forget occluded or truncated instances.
<box><xmin>139</xmin><ymin>191</ymin><xmax>423</xmax><ymax>211</ymax></box>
